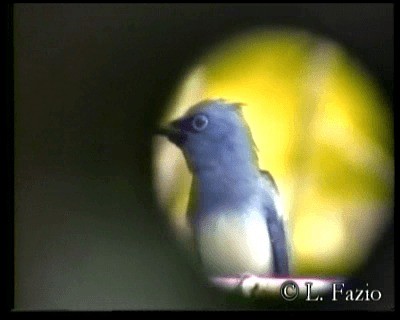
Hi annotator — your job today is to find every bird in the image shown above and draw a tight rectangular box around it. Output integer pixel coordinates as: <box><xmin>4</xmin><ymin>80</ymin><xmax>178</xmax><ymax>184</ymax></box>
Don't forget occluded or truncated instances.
<box><xmin>156</xmin><ymin>99</ymin><xmax>291</xmax><ymax>278</ymax></box>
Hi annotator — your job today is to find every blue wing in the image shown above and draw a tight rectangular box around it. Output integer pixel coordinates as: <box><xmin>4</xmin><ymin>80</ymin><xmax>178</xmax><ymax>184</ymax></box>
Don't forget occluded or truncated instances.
<box><xmin>260</xmin><ymin>170</ymin><xmax>290</xmax><ymax>276</ymax></box>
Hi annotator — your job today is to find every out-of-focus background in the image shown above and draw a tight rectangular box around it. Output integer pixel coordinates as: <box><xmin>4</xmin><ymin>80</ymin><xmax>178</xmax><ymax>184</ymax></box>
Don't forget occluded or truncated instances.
<box><xmin>14</xmin><ymin>4</ymin><xmax>393</xmax><ymax>310</ymax></box>
<box><xmin>153</xmin><ymin>29</ymin><xmax>394</xmax><ymax>277</ymax></box>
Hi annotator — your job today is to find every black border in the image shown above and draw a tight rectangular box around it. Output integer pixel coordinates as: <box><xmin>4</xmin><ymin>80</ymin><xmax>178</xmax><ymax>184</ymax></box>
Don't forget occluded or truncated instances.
<box><xmin>5</xmin><ymin>2</ymin><xmax>395</xmax><ymax>313</ymax></box>
<box><xmin>5</xmin><ymin>1</ymin><xmax>14</xmax><ymax>313</ymax></box>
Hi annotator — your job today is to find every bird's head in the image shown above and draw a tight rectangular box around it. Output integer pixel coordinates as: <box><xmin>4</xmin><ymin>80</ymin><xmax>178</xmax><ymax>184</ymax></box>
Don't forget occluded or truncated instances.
<box><xmin>156</xmin><ymin>99</ymin><xmax>258</xmax><ymax>173</ymax></box>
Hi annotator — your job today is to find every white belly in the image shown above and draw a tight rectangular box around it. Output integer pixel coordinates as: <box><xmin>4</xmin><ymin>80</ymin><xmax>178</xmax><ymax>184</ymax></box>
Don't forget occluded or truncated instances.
<box><xmin>197</xmin><ymin>210</ymin><xmax>273</xmax><ymax>276</ymax></box>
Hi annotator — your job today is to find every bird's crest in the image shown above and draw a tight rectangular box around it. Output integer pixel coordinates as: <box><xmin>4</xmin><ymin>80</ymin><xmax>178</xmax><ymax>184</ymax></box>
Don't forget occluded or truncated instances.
<box><xmin>186</xmin><ymin>98</ymin><xmax>245</xmax><ymax>116</ymax></box>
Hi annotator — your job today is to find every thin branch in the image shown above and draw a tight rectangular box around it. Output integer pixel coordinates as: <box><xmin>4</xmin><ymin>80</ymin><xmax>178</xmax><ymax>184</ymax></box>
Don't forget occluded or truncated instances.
<box><xmin>210</xmin><ymin>275</ymin><xmax>343</xmax><ymax>298</ymax></box>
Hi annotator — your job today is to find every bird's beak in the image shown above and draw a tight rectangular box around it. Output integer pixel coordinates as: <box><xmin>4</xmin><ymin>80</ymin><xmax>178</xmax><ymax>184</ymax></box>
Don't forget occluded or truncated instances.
<box><xmin>154</xmin><ymin>127</ymin><xmax>173</xmax><ymax>137</ymax></box>
<box><xmin>154</xmin><ymin>119</ymin><xmax>187</xmax><ymax>146</ymax></box>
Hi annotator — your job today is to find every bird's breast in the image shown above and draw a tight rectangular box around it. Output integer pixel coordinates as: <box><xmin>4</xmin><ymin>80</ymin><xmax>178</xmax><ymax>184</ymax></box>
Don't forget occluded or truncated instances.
<box><xmin>196</xmin><ymin>208</ymin><xmax>273</xmax><ymax>276</ymax></box>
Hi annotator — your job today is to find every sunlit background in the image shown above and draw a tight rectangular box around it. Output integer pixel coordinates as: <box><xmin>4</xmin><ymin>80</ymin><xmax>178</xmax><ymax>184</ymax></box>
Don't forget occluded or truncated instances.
<box><xmin>153</xmin><ymin>29</ymin><xmax>394</xmax><ymax>277</ymax></box>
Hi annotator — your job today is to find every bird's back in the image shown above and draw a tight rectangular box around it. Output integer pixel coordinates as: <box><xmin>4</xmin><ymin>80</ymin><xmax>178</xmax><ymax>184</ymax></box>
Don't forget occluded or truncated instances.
<box><xmin>259</xmin><ymin>170</ymin><xmax>291</xmax><ymax>275</ymax></box>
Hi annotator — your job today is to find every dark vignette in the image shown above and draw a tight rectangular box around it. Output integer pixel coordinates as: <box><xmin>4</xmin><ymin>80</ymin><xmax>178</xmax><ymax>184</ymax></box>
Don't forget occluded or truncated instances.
<box><xmin>11</xmin><ymin>3</ymin><xmax>393</xmax><ymax>311</ymax></box>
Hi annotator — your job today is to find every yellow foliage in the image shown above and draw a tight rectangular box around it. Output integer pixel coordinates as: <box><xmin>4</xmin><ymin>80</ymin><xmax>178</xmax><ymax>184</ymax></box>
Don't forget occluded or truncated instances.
<box><xmin>153</xmin><ymin>29</ymin><xmax>393</xmax><ymax>276</ymax></box>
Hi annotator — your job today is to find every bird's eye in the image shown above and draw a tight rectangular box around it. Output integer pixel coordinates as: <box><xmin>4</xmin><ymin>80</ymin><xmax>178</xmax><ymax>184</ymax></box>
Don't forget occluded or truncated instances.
<box><xmin>192</xmin><ymin>114</ymin><xmax>209</xmax><ymax>131</ymax></box>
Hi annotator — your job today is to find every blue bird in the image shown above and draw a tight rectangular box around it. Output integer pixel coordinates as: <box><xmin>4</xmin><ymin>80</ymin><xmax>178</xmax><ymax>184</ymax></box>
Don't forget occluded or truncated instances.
<box><xmin>156</xmin><ymin>99</ymin><xmax>291</xmax><ymax>278</ymax></box>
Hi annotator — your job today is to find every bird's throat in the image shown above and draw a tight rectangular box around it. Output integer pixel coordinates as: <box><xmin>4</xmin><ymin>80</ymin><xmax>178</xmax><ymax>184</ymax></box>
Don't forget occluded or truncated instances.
<box><xmin>194</xmin><ymin>165</ymin><xmax>259</xmax><ymax>214</ymax></box>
